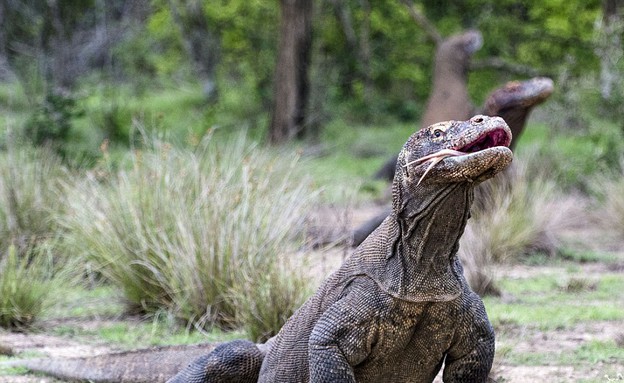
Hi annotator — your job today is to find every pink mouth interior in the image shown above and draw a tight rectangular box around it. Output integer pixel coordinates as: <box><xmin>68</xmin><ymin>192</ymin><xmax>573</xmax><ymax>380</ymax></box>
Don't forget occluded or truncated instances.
<box><xmin>459</xmin><ymin>128</ymin><xmax>510</xmax><ymax>153</ymax></box>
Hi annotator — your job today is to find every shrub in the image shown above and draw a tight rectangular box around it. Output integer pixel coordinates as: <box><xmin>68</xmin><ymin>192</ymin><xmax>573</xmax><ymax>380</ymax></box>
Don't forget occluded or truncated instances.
<box><xmin>460</xmin><ymin>159</ymin><xmax>582</xmax><ymax>295</ymax></box>
<box><xmin>58</xmin><ymin>133</ymin><xmax>317</xmax><ymax>338</ymax></box>
<box><xmin>0</xmin><ymin>147</ymin><xmax>67</xmax><ymax>329</ymax></box>
<box><xmin>0</xmin><ymin>245</ymin><xmax>55</xmax><ymax>329</ymax></box>
<box><xmin>23</xmin><ymin>88</ymin><xmax>83</xmax><ymax>156</ymax></box>
<box><xmin>593</xmin><ymin>163</ymin><xmax>624</xmax><ymax>239</ymax></box>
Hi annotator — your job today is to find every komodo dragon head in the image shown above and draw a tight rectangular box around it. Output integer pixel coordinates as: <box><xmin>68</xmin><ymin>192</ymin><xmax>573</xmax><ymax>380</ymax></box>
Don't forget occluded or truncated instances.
<box><xmin>482</xmin><ymin>77</ymin><xmax>554</xmax><ymax>149</ymax></box>
<box><xmin>392</xmin><ymin>115</ymin><xmax>512</xmax><ymax>216</ymax></box>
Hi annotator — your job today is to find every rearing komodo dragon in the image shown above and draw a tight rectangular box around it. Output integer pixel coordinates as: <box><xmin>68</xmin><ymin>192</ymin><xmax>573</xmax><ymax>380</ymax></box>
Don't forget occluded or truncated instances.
<box><xmin>169</xmin><ymin>115</ymin><xmax>513</xmax><ymax>383</ymax></box>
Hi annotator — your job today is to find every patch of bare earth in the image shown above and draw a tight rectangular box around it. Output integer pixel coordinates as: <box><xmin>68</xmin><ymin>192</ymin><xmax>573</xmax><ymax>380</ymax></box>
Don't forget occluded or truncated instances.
<box><xmin>0</xmin><ymin>321</ymin><xmax>121</xmax><ymax>383</ymax></box>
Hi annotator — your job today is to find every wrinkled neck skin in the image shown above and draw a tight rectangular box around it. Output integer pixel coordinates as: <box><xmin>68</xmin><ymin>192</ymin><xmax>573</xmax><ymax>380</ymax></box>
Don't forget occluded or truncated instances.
<box><xmin>389</xmin><ymin>181</ymin><xmax>474</xmax><ymax>301</ymax></box>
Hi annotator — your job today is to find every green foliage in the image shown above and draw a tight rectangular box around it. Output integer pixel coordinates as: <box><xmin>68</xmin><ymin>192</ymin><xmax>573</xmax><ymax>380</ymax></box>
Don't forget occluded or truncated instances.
<box><xmin>23</xmin><ymin>89</ymin><xmax>84</xmax><ymax>156</ymax></box>
<box><xmin>0</xmin><ymin>245</ymin><xmax>54</xmax><ymax>329</ymax></box>
<box><xmin>0</xmin><ymin>147</ymin><xmax>66</xmax><ymax>257</ymax></box>
<box><xmin>58</xmin><ymin>133</ymin><xmax>317</xmax><ymax>337</ymax></box>
<box><xmin>0</xmin><ymin>0</ymin><xmax>616</xmax><ymax>128</ymax></box>
<box><xmin>516</xmin><ymin>117</ymin><xmax>624</xmax><ymax>192</ymax></box>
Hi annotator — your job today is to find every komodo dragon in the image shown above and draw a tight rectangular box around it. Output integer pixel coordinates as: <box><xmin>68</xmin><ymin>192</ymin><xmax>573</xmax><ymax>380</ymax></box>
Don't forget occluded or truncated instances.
<box><xmin>374</xmin><ymin>77</ymin><xmax>553</xmax><ymax>183</ymax></box>
<box><xmin>354</xmin><ymin>77</ymin><xmax>552</xmax><ymax>248</ymax></box>
<box><xmin>481</xmin><ymin>77</ymin><xmax>553</xmax><ymax>146</ymax></box>
<box><xmin>5</xmin><ymin>116</ymin><xmax>512</xmax><ymax>383</ymax></box>
<box><xmin>168</xmin><ymin>115</ymin><xmax>513</xmax><ymax>383</ymax></box>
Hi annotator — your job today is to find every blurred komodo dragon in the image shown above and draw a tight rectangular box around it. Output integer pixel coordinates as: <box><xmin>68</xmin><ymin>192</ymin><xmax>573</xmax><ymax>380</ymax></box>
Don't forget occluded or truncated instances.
<box><xmin>4</xmin><ymin>115</ymin><xmax>512</xmax><ymax>383</ymax></box>
<box><xmin>371</xmin><ymin>29</ymin><xmax>483</xmax><ymax>183</ymax></box>
<box><xmin>166</xmin><ymin>115</ymin><xmax>513</xmax><ymax>383</ymax></box>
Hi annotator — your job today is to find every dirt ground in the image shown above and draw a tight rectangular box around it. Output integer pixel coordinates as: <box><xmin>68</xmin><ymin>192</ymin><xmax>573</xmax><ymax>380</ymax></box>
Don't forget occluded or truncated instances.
<box><xmin>2</xmin><ymin>263</ymin><xmax>622</xmax><ymax>383</ymax></box>
<box><xmin>1</xmin><ymin>203</ymin><xmax>623</xmax><ymax>383</ymax></box>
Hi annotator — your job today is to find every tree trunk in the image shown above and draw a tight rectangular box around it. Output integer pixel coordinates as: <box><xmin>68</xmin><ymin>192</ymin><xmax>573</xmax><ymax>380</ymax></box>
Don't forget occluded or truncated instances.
<box><xmin>268</xmin><ymin>0</ymin><xmax>313</xmax><ymax>144</ymax></box>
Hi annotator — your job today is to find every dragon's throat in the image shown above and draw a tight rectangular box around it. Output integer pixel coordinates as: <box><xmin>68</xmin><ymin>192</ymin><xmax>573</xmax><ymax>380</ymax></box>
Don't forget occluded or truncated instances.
<box><xmin>398</xmin><ymin>184</ymin><xmax>473</xmax><ymax>296</ymax></box>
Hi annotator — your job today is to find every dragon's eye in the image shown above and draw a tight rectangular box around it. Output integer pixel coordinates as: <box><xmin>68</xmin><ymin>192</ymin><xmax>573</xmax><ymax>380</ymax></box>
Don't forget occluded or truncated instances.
<box><xmin>433</xmin><ymin>129</ymin><xmax>443</xmax><ymax>138</ymax></box>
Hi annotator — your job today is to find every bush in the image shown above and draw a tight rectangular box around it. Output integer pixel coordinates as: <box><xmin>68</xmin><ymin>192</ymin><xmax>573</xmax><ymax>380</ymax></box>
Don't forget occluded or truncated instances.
<box><xmin>23</xmin><ymin>89</ymin><xmax>83</xmax><ymax>156</ymax></box>
<box><xmin>58</xmin><ymin>132</ymin><xmax>317</xmax><ymax>338</ymax></box>
<box><xmin>0</xmin><ymin>245</ymin><xmax>55</xmax><ymax>329</ymax></box>
<box><xmin>0</xmin><ymin>147</ymin><xmax>65</xmax><ymax>329</ymax></box>
<box><xmin>460</xmin><ymin>158</ymin><xmax>582</xmax><ymax>295</ymax></box>
<box><xmin>593</xmin><ymin>163</ymin><xmax>624</xmax><ymax>239</ymax></box>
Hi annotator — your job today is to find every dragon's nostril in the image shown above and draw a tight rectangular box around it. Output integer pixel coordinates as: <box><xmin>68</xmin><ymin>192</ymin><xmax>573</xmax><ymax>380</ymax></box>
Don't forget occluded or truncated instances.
<box><xmin>472</xmin><ymin>116</ymin><xmax>485</xmax><ymax>124</ymax></box>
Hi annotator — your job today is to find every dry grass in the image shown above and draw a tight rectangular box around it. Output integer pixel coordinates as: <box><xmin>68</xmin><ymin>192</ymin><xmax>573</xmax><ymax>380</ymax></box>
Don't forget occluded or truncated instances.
<box><xmin>57</xmin><ymin>133</ymin><xmax>318</xmax><ymax>338</ymax></box>
<box><xmin>0</xmin><ymin>147</ymin><xmax>65</xmax><ymax>329</ymax></box>
<box><xmin>460</xmin><ymin>159</ymin><xmax>583</xmax><ymax>295</ymax></box>
<box><xmin>594</xmin><ymin>164</ymin><xmax>624</xmax><ymax>239</ymax></box>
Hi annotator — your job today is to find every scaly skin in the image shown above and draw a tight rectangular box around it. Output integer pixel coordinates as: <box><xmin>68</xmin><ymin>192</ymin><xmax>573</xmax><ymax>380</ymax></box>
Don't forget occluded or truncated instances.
<box><xmin>169</xmin><ymin>115</ymin><xmax>513</xmax><ymax>383</ymax></box>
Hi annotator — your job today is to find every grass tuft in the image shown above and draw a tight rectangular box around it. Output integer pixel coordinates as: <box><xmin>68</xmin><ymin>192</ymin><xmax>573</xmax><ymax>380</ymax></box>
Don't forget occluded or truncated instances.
<box><xmin>593</xmin><ymin>163</ymin><xmax>624</xmax><ymax>239</ymax></box>
<box><xmin>0</xmin><ymin>146</ymin><xmax>66</xmax><ymax>329</ymax></box>
<box><xmin>0</xmin><ymin>146</ymin><xmax>66</xmax><ymax>255</ymax></box>
<box><xmin>0</xmin><ymin>245</ymin><xmax>54</xmax><ymax>329</ymax></box>
<box><xmin>58</xmin><ymin>132</ymin><xmax>317</xmax><ymax>338</ymax></box>
<box><xmin>460</xmin><ymin>158</ymin><xmax>582</xmax><ymax>295</ymax></box>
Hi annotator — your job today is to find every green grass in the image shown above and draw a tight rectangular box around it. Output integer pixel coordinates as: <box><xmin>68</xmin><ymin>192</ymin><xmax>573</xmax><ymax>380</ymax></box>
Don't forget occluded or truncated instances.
<box><xmin>484</xmin><ymin>271</ymin><xmax>624</xmax><ymax>330</ymax></box>
<box><xmin>301</xmin><ymin>119</ymin><xmax>415</xmax><ymax>202</ymax></box>
<box><xmin>94</xmin><ymin>321</ymin><xmax>243</xmax><ymax>348</ymax></box>
<box><xmin>0</xmin><ymin>355</ymin><xmax>65</xmax><ymax>382</ymax></box>
<box><xmin>0</xmin><ymin>355</ymin><xmax>30</xmax><ymax>375</ymax></box>
<box><xmin>515</xmin><ymin>119</ymin><xmax>624</xmax><ymax>191</ymax></box>
<box><xmin>45</xmin><ymin>285</ymin><xmax>126</xmax><ymax>319</ymax></box>
<box><xmin>499</xmin><ymin>340</ymin><xmax>624</xmax><ymax>370</ymax></box>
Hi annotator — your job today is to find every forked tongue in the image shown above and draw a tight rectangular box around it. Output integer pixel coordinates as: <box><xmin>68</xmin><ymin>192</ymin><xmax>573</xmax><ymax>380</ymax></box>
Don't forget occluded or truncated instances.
<box><xmin>403</xmin><ymin>149</ymin><xmax>466</xmax><ymax>186</ymax></box>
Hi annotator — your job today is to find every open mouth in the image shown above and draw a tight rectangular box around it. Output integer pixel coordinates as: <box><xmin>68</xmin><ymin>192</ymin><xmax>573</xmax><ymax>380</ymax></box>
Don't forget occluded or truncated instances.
<box><xmin>404</xmin><ymin>126</ymin><xmax>511</xmax><ymax>186</ymax></box>
<box><xmin>457</xmin><ymin>127</ymin><xmax>511</xmax><ymax>153</ymax></box>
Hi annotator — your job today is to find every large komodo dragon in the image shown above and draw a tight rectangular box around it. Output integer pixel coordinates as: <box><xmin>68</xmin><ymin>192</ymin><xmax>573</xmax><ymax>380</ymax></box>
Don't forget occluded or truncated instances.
<box><xmin>168</xmin><ymin>115</ymin><xmax>513</xmax><ymax>383</ymax></box>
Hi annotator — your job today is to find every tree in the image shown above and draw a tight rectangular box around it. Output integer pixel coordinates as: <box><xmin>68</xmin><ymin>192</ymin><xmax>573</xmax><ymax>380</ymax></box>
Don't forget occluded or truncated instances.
<box><xmin>268</xmin><ymin>0</ymin><xmax>313</xmax><ymax>145</ymax></box>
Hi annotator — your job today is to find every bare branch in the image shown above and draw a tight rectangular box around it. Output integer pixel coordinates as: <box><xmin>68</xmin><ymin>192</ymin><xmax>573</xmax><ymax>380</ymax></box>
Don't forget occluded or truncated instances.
<box><xmin>400</xmin><ymin>0</ymin><xmax>442</xmax><ymax>45</ymax></box>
